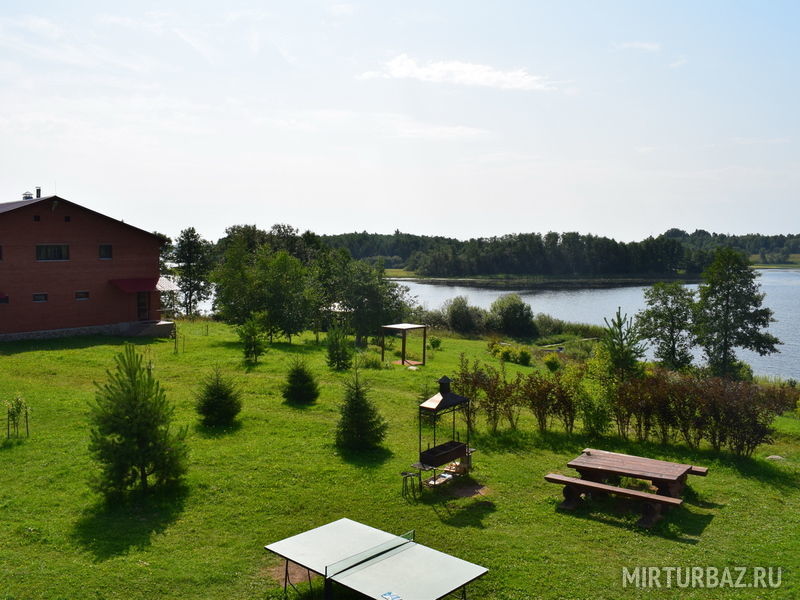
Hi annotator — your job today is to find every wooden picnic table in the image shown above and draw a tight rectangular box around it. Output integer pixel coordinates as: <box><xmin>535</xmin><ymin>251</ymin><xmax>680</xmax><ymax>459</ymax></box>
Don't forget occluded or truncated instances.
<box><xmin>567</xmin><ymin>448</ymin><xmax>707</xmax><ymax>498</ymax></box>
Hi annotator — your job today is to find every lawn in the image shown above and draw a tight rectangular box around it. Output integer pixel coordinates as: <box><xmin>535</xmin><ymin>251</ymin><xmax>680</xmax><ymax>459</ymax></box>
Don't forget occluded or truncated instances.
<box><xmin>1</xmin><ymin>321</ymin><xmax>798</xmax><ymax>600</ymax></box>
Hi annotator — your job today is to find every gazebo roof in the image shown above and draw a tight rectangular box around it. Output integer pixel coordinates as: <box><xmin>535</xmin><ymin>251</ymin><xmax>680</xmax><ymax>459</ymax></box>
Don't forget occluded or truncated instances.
<box><xmin>382</xmin><ymin>323</ymin><xmax>426</xmax><ymax>331</ymax></box>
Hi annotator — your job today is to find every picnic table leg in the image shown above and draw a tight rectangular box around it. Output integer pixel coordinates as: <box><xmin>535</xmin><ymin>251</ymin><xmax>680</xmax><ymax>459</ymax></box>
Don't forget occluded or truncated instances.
<box><xmin>576</xmin><ymin>469</ymin><xmax>609</xmax><ymax>498</ymax></box>
<box><xmin>558</xmin><ymin>484</ymin><xmax>582</xmax><ymax>510</ymax></box>
<box><xmin>653</xmin><ymin>477</ymin><xmax>684</xmax><ymax>500</ymax></box>
<box><xmin>637</xmin><ymin>502</ymin><xmax>663</xmax><ymax>528</ymax></box>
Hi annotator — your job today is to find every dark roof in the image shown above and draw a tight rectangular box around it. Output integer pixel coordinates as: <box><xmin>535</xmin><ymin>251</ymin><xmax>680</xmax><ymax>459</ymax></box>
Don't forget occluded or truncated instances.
<box><xmin>0</xmin><ymin>196</ymin><xmax>44</xmax><ymax>215</ymax></box>
<box><xmin>419</xmin><ymin>390</ymin><xmax>469</xmax><ymax>412</ymax></box>
<box><xmin>0</xmin><ymin>195</ymin><xmax>162</xmax><ymax>241</ymax></box>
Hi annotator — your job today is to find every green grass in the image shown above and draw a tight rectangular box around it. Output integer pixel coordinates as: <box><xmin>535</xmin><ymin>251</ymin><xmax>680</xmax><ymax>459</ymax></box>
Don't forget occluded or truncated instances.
<box><xmin>750</xmin><ymin>253</ymin><xmax>800</xmax><ymax>269</ymax></box>
<box><xmin>1</xmin><ymin>321</ymin><xmax>798</xmax><ymax>599</ymax></box>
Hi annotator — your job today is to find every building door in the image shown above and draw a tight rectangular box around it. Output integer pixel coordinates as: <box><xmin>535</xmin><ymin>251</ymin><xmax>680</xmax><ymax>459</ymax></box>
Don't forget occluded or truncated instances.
<box><xmin>137</xmin><ymin>292</ymin><xmax>150</xmax><ymax>321</ymax></box>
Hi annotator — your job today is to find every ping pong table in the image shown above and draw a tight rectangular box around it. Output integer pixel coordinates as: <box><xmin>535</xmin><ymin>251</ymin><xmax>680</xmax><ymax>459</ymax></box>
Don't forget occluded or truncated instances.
<box><xmin>265</xmin><ymin>518</ymin><xmax>488</xmax><ymax>600</ymax></box>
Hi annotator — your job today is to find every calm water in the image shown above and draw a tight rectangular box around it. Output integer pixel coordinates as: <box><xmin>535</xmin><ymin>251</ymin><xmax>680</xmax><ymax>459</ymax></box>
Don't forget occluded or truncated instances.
<box><xmin>401</xmin><ymin>270</ymin><xmax>800</xmax><ymax>380</ymax></box>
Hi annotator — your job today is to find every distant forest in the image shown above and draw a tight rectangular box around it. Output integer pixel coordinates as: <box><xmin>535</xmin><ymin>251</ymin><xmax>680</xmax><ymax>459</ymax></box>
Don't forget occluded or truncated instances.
<box><xmin>322</xmin><ymin>229</ymin><xmax>800</xmax><ymax>278</ymax></box>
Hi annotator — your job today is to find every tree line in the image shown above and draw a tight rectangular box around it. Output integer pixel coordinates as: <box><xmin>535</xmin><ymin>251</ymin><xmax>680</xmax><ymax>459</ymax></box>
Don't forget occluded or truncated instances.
<box><xmin>324</xmin><ymin>228</ymin><xmax>800</xmax><ymax>276</ymax></box>
<box><xmin>163</xmin><ymin>223</ymin><xmax>409</xmax><ymax>345</ymax></box>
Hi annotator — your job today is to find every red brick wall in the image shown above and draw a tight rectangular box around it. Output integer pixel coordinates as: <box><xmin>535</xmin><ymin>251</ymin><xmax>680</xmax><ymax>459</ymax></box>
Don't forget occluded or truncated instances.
<box><xmin>0</xmin><ymin>198</ymin><xmax>162</xmax><ymax>334</ymax></box>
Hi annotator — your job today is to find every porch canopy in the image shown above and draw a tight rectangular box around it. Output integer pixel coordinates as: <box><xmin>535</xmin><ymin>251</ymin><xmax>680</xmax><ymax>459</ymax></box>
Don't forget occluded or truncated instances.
<box><xmin>381</xmin><ymin>323</ymin><xmax>427</xmax><ymax>366</ymax></box>
<box><xmin>110</xmin><ymin>276</ymin><xmax>178</xmax><ymax>293</ymax></box>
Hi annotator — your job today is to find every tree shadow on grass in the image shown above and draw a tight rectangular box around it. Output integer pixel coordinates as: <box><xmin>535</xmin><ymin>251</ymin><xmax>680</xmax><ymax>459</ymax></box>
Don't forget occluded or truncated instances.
<box><xmin>194</xmin><ymin>420</ymin><xmax>243</xmax><ymax>438</ymax></box>
<box><xmin>71</xmin><ymin>485</ymin><xmax>188</xmax><ymax>561</ymax></box>
<box><xmin>549</xmin><ymin>495</ymin><xmax>714</xmax><ymax>544</ymax></box>
<box><xmin>0</xmin><ymin>437</ymin><xmax>26</xmax><ymax>451</ymax></box>
<box><xmin>0</xmin><ymin>335</ymin><xmax>152</xmax><ymax>356</ymax></box>
<box><xmin>472</xmin><ymin>429</ymin><xmax>587</xmax><ymax>455</ymax></box>
<box><xmin>419</xmin><ymin>478</ymin><xmax>497</xmax><ymax>528</ymax></box>
<box><xmin>336</xmin><ymin>446</ymin><xmax>394</xmax><ymax>469</ymax></box>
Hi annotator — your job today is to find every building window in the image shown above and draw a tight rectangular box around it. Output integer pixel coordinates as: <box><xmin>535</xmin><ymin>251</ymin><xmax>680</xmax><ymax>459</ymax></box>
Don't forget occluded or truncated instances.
<box><xmin>64</xmin><ymin>216</ymin><xmax>71</xmax><ymax>222</ymax></box>
<box><xmin>36</xmin><ymin>245</ymin><xmax>69</xmax><ymax>261</ymax></box>
<box><xmin>32</xmin><ymin>293</ymin><xmax>48</xmax><ymax>302</ymax></box>
<box><xmin>0</xmin><ymin>296</ymin><xmax>8</xmax><ymax>304</ymax></box>
<box><xmin>99</xmin><ymin>244</ymin><xmax>113</xmax><ymax>259</ymax></box>
<box><xmin>33</xmin><ymin>215</ymin><xmax>40</xmax><ymax>222</ymax></box>
<box><xmin>75</xmin><ymin>291</ymin><xmax>90</xmax><ymax>300</ymax></box>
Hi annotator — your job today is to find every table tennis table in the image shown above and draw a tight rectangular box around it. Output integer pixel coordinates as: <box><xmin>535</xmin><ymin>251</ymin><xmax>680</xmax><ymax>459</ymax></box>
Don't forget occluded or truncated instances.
<box><xmin>265</xmin><ymin>518</ymin><xmax>488</xmax><ymax>599</ymax></box>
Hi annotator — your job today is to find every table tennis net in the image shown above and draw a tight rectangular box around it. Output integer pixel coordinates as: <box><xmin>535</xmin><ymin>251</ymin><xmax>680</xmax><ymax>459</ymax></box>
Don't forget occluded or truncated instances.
<box><xmin>325</xmin><ymin>530</ymin><xmax>415</xmax><ymax>578</ymax></box>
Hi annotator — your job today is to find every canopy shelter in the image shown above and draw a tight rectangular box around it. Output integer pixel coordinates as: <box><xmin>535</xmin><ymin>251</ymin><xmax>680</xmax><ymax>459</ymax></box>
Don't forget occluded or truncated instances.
<box><xmin>381</xmin><ymin>323</ymin><xmax>427</xmax><ymax>366</ymax></box>
<box><xmin>265</xmin><ymin>518</ymin><xmax>487</xmax><ymax>600</ymax></box>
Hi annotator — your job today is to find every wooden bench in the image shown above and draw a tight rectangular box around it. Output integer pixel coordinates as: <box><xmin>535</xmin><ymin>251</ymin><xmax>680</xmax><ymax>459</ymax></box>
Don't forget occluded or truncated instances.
<box><xmin>545</xmin><ymin>473</ymin><xmax>683</xmax><ymax>528</ymax></box>
<box><xmin>688</xmin><ymin>465</ymin><xmax>708</xmax><ymax>477</ymax></box>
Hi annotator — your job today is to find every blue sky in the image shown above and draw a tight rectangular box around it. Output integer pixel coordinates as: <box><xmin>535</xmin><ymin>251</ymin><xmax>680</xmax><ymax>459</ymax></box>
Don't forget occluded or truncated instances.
<box><xmin>1</xmin><ymin>1</ymin><xmax>798</xmax><ymax>242</ymax></box>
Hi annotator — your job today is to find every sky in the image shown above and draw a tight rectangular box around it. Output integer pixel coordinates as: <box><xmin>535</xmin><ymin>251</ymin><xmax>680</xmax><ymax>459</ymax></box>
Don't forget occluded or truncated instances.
<box><xmin>1</xmin><ymin>1</ymin><xmax>798</xmax><ymax>243</ymax></box>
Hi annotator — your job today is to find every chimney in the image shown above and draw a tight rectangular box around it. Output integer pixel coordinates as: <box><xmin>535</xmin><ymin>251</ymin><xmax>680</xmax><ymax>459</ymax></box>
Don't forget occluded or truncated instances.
<box><xmin>438</xmin><ymin>376</ymin><xmax>452</xmax><ymax>396</ymax></box>
<box><xmin>36</xmin><ymin>187</ymin><xmax>41</xmax><ymax>198</ymax></box>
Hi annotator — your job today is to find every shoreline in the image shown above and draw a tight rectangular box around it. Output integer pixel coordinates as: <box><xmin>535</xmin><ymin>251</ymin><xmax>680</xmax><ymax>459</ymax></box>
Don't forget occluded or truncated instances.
<box><xmin>389</xmin><ymin>274</ymin><xmax>702</xmax><ymax>290</ymax></box>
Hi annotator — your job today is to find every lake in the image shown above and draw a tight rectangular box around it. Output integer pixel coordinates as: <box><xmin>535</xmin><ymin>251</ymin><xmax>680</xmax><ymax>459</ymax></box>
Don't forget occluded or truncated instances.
<box><xmin>400</xmin><ymin>269</ymin><xmax>800</xmax><ymax>381</ymax></box>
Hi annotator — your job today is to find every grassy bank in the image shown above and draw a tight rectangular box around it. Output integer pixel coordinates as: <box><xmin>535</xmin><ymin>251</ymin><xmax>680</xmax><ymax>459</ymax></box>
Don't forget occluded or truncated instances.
<box><xmin>1</xmin><ymin>321</ymin><xmax>798</xmax><ymax>599</ymax></box>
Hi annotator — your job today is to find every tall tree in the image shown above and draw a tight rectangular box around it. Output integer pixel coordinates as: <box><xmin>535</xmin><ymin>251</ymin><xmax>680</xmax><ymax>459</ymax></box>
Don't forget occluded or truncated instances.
<box><xmin>638</xmin><ymin>282</ymin><xmax>695</xmax><ymax>370</ymax></box>
<box><xmin>88</xmin><ymin>344</ymin><xmax>188</xmax><ymax>496</ymax></box>
<box><xmin>173</xmin><ymin>227</ymin><xmax>214</xmax><ymax>316</ymax></box>
<box><xmin>212</xmin><ymin>236</ymin><xmax>258</xmax><ymax>324</ymax></box>
<box><xmin>693</xmin><ymin>248</ymin><xmax>780</xmax><ymax>378</ymax></box>
<box><xmin>255</xmin><ymin>249</ymin><xmax>309</xmax><ymax>343</ymax></box>
<box><xmin>341</xmin><ymin>260</ymin><xmax>408</xmax><ymax>345</ymax></box>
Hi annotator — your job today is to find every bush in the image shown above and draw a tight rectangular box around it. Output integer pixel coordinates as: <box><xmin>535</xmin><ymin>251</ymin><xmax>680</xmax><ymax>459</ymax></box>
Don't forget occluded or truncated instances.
<box><xmin>543</xmin><ymin>353</ymin><xmax>562</xmax><ymax>373</ymax></box>
<box><xmin>237</xmin><ymin>315</ymin><xmax>266</xmax><ymax>364</ymax></box>
<box><xmin>428</xmin><ymin>336</ymin><xmax>442</xmax><ymax>350</ymax></box>
<box><xmin>444</xmin><ymin>296</ymin><xmax>487</xmax><ymax>334</ymax></box>
<box><xmin>488</xmin><ymin>340</ymin><xmax>533</xmax><ymax>366</ymax></box>
<box><xmin>326</xmin><ymin>325</ymin><xmax>352</xmax><ymax>371</ymax></box>
<box><xmin>89</xmin><ymin>344</ymin><xmax>188</xmax><ymax>496</ymax></box>
<box><xmin>517</xmin><ymin>348</ymin><xmax>531</xmax><ymax>366</ymax></box>
<box><xmin>489</xmin><ymin>294</ymin><xmax>537</xmax><ymax>338</ymax></box>
<box><xmin>335</xmin><ymin>369</ymin><xmax>388</xmax><ymax>450</ymax></box>
<box><xmin>5</xmin><ymin>395</ymin><xmax>30</xmax><ymax>438</ymax></box>
<box><xmin>282</xmin><ymin>360</ymin><xmax>320</xmax><ymax>405</ymax></box>
<box><xmin>196</xmin><ymin>367</ymin><xmax>243</xmax><ymax>427</ymax></box>
<box><xmin>357</xmin><ymin>353</ymin><xmax>384</xmax><ymax>370</ymax></box>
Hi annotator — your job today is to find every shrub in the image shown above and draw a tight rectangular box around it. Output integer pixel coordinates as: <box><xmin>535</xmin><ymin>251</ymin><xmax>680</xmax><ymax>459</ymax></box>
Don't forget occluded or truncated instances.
<box><xmin>237</xmin><ymin>315</ymin><xmax>266</xmax><ymax>364</ymax></box>
<box><xmin>326</xmin><ymin>325</ymin><xmax>352</xmax><ymax>371</ymax></box>
<box><xmin>453</xmin><ymin>353</ymin><xmax>484</xmax><ymax>431</ymax></box>
<box><xmin>5</xmin><ymin>395</ymin><xmax>30</xmax><ymax>438</ymax></box>
<box><xmin>89</xmin><ymin>344</ymin><xmax>188</xmax><ymax>496</ymax></box>
<box><xmin>444</xmin><ymin>296</ymin><xmax>486</xmax><ymax>334</ymax></box>
<box><xmin>196</xmin><ymin>367</ymin><xmax>243</xmax><ymax>427</ymax></box>
<box><xmin>335</xmin><ymin>369</ymin><xmax>388</xmax><ymax>450</ymax></box>
<box><xmin>428</xmin><ymin>336</ymin><xmax>442</xmax><ymax>350</ymax></box>
<box><xmin>282</xmin><ymin>360</ymin><xmax>320</xmax><ymax>405</ymax></box>
<box><xmin>489</xmin><ymin>294</ymin><xmax>538</xmax><ymax>338</ymax></box>
<box><xmin>357</xmin><ymin>353</ymin><xmax>384</xmax><ymax>370</ymax></box>
<box><xmin>520</xmin><ymin>372</ymin><xmax>553</xmax><ymax>433</ymax></box>
<box><xmin>517</xmin><ymin>348</ymin><xmax>532</xmax><ymax>366</ymax></box>
<box><xmin>543</xmin><ymin>353</ymin><xmax>562</xmax><ymax>373</ymax></box>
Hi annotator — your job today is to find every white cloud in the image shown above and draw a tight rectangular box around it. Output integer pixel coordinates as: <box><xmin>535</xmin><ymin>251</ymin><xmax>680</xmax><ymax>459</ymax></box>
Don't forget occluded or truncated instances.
<box><xmin>360</xmin><ymin>53</ymin><xmax>558</xmax><ymax>91</ymax></box>
<box><xmin>669</xmin><ymin>56</ymin><xmax>688</xmax><ymax>68</ymax></box>
<box><xmin>614</xmin><ymin>41</ymin><xmax>661</xmax><ymax>53</ymax></box>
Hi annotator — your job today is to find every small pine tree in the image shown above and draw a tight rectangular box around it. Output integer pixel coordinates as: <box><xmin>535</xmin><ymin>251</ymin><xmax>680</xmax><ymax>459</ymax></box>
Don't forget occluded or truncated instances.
<box><xmin>326</xmin><ymin>325</ymin><xmax>352</xmax><ymax>371</ymax></box>
<box><xmin>335</xmin><ymin>369</ymin><xmax>388</xmax><ymax>450</ymax></box>
<box><xmin>282</xmin><ymin>360</ymin><xmax>320</xmax><ymax>405</ymax></box>
<box><xmin>196</xmin><ymin>367</ymin><xmax>243</xmax><ymax>427</ymax></box>
<box><xmin>237</xmin><ymin>315</ymin><xmax>266</xmax><ymax>364</ymax></box>
<box><xmin>88</xmin><ymin>344</ymin><xmax>188</xmax><ymax>496</ymax></box>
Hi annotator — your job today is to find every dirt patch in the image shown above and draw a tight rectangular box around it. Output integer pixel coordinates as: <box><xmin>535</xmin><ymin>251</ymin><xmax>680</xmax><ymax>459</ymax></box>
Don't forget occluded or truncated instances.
<box><xmin>264</xmin><ymin>560</ymin><xmax>321</xmax><ymax>587</ymax></box>
<box><xmin>450</xmin><ymin>482</ymin><xmax>491</xmax><ymax>498</ymax></box>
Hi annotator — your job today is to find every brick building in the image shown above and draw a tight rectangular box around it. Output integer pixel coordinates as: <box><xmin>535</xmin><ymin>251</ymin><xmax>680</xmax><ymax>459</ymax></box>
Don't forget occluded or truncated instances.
<box><xmin>0</xmin><ymin>190</ymin><xmax>174</xmax><ymax>340</ymax></box>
